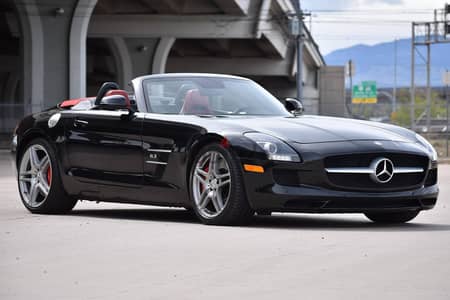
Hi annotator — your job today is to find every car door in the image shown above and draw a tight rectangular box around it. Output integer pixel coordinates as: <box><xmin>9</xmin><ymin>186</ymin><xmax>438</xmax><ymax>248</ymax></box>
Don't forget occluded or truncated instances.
<box><xmin>139</xmin><ymin>114</ymin><xmax>204</xmax><ymax>205</ymax></box>
<box><xmin>62</xmin><ymin>110</ymin><xmax>144</xmax><ymax>201</ymax></box>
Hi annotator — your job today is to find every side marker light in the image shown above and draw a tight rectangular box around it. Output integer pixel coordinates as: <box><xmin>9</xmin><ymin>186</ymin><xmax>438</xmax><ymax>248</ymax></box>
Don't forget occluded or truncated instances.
<box><xmin>243</xmin><ymin>164</ymin><xmax>264</xmax><ymax>173</ymax></box>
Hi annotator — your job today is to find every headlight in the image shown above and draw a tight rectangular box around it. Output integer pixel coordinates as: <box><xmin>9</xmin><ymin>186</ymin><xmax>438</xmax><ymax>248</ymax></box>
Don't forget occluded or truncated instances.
<box><xmin>244</xmin><ymin>132</ymin><xmax>301</xmax><ymax>162</ymax></box>
<box><xmin>415</xmin><ymin>133</ymin><xmax>437</xmax><ymax>161</ymax></box>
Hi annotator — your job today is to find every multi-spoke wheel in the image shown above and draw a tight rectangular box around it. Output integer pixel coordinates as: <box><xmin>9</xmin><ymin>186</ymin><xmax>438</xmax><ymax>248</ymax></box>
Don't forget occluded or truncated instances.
<box><xmin>190</xmin><ymin>143</ymin><xmax>253</xmax><ymax>225</ymax></box>
<box><xmin>193</xmin><ymin>151</ymin><xmax>231</xmax><ymax>218</ymax></box>
<box><xmin>17</xmin><ymin>138</ymin><xmax>77</xmax><ymax>213</ymax></box>
<box><xmin>19</xmin><ymin>144</ymin><xmax>52</xmax><ymax>208</ymax></box>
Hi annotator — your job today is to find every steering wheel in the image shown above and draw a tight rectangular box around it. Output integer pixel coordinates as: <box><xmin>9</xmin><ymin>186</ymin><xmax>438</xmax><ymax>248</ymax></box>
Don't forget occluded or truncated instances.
<box><xmin>95</xmin><ymin>82</ymin><xmax>120</xmax><ymax>105</ymax></box>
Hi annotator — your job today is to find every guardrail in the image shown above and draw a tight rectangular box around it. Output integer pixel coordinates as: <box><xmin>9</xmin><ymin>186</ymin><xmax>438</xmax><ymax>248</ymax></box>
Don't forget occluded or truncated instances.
<box><xmin>417</xmin><ymin>132</ymin><xmax>450</xmax><ymax>159</ymax></box>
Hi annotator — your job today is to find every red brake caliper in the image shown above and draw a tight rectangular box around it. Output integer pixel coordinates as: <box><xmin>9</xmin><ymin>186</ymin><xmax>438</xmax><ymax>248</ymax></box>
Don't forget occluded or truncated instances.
<box><xmin>47</xmin><ymin>166</ymin><xmax>52</xmax><ymax>185</ymax></box>
<box><xmin>201</xmin><ymin>162</ymin><xmax>209</xmax><ymax>192</ymax></box>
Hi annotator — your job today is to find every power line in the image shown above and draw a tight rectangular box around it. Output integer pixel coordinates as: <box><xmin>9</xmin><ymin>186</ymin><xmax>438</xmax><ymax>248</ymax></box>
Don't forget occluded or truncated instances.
<box><xmin>308</xmin><ymin>9</ymin><xmax>433</xmax><ymax>13</ymax></box>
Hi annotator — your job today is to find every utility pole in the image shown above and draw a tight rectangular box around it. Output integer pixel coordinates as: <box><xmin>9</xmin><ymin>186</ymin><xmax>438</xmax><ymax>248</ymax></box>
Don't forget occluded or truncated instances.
<box><xmin>290</xmin><ymin>0</ymin><xmax>306</xmax><ymax>100</ymax></box>
<box><xmin>411</xmin><ymin>4</ymin><xmax>450</xmax><ymax>132</ymax></box>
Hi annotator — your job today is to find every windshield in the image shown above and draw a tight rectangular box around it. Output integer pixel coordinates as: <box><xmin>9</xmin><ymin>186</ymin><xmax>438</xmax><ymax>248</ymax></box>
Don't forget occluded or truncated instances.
<box><xmin>142</xmin><ymin>77</ymin><xmax>290</xmax><ymax>116</ymax></box>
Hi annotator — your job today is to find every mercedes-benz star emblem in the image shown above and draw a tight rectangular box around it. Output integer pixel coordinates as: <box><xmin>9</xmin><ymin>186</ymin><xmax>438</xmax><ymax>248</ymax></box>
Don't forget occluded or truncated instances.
<box><xmin>370</xmin><ymin>157</ymin><xmax>394</xmax><ymax>183</ymax></box>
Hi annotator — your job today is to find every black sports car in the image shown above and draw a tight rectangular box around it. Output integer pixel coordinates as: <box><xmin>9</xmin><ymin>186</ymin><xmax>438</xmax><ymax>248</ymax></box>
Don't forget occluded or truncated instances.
<box><xmin>11</xmin><ymin>74</ymin><xmax>438</xmax><ymax>225</ymax></box>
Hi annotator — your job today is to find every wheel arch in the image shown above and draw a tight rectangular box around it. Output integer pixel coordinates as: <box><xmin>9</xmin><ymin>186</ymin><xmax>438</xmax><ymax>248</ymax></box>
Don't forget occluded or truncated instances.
<box><xmin>185</xmin><ymin>133</ymin><xmax>226</xmax><ymax>188</ymax></box>
<box><xmin>184</xmin><ymin>133</ymin><xmax>254</xmax><ymax>224</ymax></box>
<box><xmin>16</xmin><ymin>129</ymin><xmax>51</xmax><ymax>167</ymax></box>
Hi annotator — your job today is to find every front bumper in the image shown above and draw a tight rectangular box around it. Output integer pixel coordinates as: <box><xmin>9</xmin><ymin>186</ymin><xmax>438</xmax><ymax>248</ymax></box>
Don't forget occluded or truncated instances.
<box><xmin>239</xmin><ymin>140</ymin><xmax>439</xmax><ymax>213</ymax></box>
<box><xmin>245</xmin><ymin>178</ymin><xmax>438</xmax><ymax>213</ymax></box>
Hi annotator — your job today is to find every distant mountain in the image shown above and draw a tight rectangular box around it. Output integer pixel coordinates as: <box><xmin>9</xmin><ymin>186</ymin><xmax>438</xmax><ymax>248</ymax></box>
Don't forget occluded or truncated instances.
<box><xmin>324</xmin><ymin>38</ymin><xmax>450</xmax><ymax>88</ymax></box>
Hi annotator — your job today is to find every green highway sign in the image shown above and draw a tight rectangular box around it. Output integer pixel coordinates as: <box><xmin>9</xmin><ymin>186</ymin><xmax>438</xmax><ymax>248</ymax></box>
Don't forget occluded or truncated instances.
<box><xmin>352</xmin><ymin>81</ymin><xmax>377</xmax><ymax>104</ymax></box>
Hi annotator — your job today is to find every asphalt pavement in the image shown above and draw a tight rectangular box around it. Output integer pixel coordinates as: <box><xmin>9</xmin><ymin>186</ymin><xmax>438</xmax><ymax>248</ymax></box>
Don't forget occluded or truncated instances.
<box><xmin>1</xmin><ymin>151</ymin><xmax>449</xmax><ymax>300</ymax></box>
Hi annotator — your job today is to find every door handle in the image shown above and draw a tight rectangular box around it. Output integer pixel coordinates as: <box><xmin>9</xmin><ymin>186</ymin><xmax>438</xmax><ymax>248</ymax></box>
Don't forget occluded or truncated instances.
<box><xmin>74</xmin><ymin>119</ymin><xmax>89</xmax><ymax>127</ymax></box>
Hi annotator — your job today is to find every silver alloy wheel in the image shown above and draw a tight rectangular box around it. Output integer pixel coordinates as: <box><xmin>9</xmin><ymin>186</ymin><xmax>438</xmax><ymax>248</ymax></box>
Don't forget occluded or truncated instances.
<box><xmin>192</xmin><ymin>151</ymin><xmax>231</xmax><ymax>218</ymax></box>
<box><xmin>18</xmin><ymin>144</ymin><xmax>52</xmax><ymax>208</ymax></box>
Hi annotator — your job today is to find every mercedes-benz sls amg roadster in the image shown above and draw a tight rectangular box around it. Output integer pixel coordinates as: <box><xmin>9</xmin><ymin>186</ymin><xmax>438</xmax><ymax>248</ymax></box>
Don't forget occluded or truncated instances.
<box><xmin>11</xmin><ymin>74</ymin><xmax>439</xmax><ymax>225</ymax></box>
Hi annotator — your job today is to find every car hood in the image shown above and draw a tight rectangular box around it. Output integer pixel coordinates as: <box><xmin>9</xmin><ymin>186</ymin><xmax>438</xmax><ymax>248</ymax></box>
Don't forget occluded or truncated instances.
<box><xmin>215</xmin><ymin>115</ymin><xmax>414</xmax><ymax>144</ymax></box>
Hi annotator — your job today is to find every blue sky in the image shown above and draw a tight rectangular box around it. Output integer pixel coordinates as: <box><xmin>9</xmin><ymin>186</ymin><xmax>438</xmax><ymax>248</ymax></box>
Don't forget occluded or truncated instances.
<box><xmin>301</xmin><ymin>0</ymin><xmax>447</xmax><ymax>54</ymax></box>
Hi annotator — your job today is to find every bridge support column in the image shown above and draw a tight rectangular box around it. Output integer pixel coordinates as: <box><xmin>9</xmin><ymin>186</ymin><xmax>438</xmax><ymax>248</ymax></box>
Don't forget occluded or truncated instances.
<box><xmin>15</xmin><ymin>0</ymin><xmax>96</xmax><ymax>111</ymax></box>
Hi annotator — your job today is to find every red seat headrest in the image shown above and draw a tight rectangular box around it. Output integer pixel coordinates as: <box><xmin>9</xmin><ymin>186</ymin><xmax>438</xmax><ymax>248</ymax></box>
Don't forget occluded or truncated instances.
<box><xmin>105</xmin><ymin>90</ymin><xmax>130</xmax><ymax>108</ymax></box>
<box><xmin>181</xmin><ymin>89</ymin><xmax>210</xmax><ymax>115</ymax></box>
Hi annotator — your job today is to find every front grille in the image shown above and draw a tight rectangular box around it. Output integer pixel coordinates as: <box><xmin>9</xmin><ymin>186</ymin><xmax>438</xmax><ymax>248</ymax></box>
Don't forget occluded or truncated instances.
<box><xmin>324</xmin><ymin>153</ymin><xmax>429</xmax><ymax>192</ymax></box>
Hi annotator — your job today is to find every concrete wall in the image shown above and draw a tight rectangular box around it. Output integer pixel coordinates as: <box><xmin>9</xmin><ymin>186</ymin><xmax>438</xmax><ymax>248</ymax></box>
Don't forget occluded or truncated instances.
<box><xmin>319</xmin><ymin>66</ymin><xmax>347</xmax><ymax>117</ymax></box>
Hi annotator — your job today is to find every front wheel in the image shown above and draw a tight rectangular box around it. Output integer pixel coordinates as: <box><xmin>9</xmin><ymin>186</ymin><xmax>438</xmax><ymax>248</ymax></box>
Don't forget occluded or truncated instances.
<box><xmin>189</xmin><ymin>143</ymin><xmax>253</xmax><ymax>225</ymax></box>
<box><xmin>17</xmin><ymin>138</ymin><xmax>77</xmax><ymax>214</ymax></box>
<box><xmin>364</xmin><ymin>211</ymin><xmax>420</xmax><ymax>224</ymax></box>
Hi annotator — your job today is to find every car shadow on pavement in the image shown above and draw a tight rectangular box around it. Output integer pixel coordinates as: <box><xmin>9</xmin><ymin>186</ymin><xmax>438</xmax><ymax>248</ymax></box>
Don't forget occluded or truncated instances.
<box><xmin>68</xmin><ymin>208</ymin><xmax>450</xmax><ymax>232</ymax></box>
<box><xmin>69</xmin><ymin>208</ymin><xmax>198</xmax><ymax>224</ymax></box>
<box><xmin>251</xmin><ymin>214</ymin><xmax>450</xmax><ymax>232</ymax></box>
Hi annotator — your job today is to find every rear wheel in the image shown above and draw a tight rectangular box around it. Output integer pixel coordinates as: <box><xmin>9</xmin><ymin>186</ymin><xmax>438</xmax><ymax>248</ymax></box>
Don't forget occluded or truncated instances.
<box><xmin>364</xmin><ymin>211</ymin><xmax>420</xmax><ymax>224</ymax></box>
<box><xmin>189</xmin><ymin>144</ymin><xmax>253</xmax><ymax>225</ymax></box>
<box><xmin>18</xmin><ymin>138</ymin><xmax>77</xmax><ymax>214</ymax></box>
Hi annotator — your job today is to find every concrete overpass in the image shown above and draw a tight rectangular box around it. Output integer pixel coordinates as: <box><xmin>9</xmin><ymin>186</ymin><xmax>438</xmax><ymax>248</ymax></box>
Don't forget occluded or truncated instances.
<box><xmin>0</xmin><ymin>0</ymin><xmax>344</xmax><ymax>137</ymax></box>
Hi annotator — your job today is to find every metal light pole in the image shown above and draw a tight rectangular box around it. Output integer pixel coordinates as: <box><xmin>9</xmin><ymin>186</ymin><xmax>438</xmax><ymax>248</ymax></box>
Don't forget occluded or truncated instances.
<box><xmin>425</xmin><ymin>23</ymin><xmax>432</xmax><ymax>132</ymax></box>
<box><xmin>447</xmin><ymin>80</ymin><xmax>449</xmax><ymax>157</ymax></box>
<box><xmin>296</xmin><ymin>30</ymin><xmax>304</xmax><ymax>100</ymax></box>
<box><xmin>393</xmin><ymin>38</ymin><xmax>397</xmax><ymax>112</ymax></box>
<box><xmin>444</xmin><ymin>69</ymin><xmax>450</xmax><ymax>157</ymax></box>
<box><xmin>410</xmin><ymin>23</ymin><xmax>415</xmax><ymax>130</ymax></box>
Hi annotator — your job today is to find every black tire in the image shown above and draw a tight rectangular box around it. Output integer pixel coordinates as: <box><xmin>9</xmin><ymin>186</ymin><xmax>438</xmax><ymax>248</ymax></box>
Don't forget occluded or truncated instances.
<box><xmin>364</xmin><ymin>210</ymin><xmax>420</xmax><ymax>224</ymax></box>
<box><xmin>189</xmin><ymin>143</ymin><xmax>254</xmax><ymax>225</ymax></box>
<box><xmin>17</xmin><ymin>138</ymin><xmax>77</xmax><ymax>214</ymax></box>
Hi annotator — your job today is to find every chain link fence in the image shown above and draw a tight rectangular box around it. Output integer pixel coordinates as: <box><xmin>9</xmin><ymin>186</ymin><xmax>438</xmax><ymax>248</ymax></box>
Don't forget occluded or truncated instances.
<box><xmin>347</xmin><ymin>87</ymin><xmax>450</xmax><ymax>158</ymax></box>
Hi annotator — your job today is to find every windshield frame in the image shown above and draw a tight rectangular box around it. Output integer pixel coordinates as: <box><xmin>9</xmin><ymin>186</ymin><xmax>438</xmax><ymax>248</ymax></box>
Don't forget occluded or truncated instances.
<box><xmin>141</xmin><ymin>76</ymin><xmax>291</xmax><ymax>117</ymax></box>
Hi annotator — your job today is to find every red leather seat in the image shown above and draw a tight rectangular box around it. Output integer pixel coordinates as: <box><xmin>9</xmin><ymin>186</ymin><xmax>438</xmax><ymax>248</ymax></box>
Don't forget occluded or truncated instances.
<box><xmin>105</xmin><ymin>89</ymin><xmax>131</xmax><ymax>108</ymax></box>
<box><xmin>180</xmin><ymin>89</ymin><xmax>211</xmax><ymax>115</ymax></box>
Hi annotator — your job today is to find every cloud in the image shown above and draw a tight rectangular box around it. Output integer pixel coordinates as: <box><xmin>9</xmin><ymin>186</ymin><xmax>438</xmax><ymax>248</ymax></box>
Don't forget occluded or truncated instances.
<box><xmin>302</xmin><ymin>0</ymin><xmax>354</xmax><ymax>10</ymax></box>
<box><xmin>363</xmin><ymin>0</ymin><xmax>404</xmax><ymax>4</ymax></box>
<box><xmin>303</xmin><ymin>0</ymin><xmax>404</xmax><ymax>10</ymax></box>
<box><xmin>302</xmin><ymin>0</ymin><xmax>444</xmax><ymax>54</ymax></box>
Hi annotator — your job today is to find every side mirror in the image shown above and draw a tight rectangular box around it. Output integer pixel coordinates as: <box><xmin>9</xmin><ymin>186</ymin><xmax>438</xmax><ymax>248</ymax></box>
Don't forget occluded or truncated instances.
<box><xmin>98</xmin><ymin>95</ymin><xmax>129</xmax><ymax>111</ymax></box>
<box><xmin>284</xmin><ymin>97</ymin><xmax>304</xmax><ymax>116</ymax></box>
